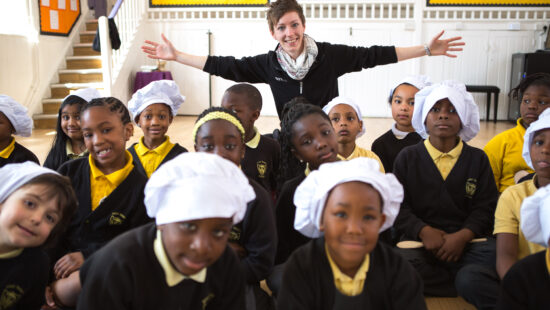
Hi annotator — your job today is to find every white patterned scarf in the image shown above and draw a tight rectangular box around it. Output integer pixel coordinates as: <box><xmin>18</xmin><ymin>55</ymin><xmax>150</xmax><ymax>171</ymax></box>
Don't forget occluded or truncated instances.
<box><xmin>276</xmin><ymin>34</ymin><xmax>318</xmax><ymax>81</ymax></box>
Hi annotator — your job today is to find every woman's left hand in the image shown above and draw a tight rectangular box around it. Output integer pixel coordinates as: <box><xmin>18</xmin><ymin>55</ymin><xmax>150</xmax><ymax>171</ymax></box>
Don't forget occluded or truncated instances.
<box><xmin>428</xmin><ymin>30</ymin><xmax>465</xmax><ymax>58</ymax></box>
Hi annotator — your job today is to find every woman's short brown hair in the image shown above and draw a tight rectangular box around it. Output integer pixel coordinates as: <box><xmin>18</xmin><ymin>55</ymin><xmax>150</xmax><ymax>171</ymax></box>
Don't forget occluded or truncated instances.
<box><xmin>266</xmin><ymin>0</ymin><xmax>306</xmax><ymax>33</ymax></box>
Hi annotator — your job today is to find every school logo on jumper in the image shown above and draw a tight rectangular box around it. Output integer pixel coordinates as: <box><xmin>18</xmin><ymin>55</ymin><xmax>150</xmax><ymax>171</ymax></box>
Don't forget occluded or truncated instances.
<box><xmin>109</xmin><ymin>212</ymin><xmax>126</xmax><ymax>225</ymax></box>
<box><xmin>229</xmin><ymin>226</ymin><xmax>241</xmax><ymax>242</ymax></box>
<box><xmin>0</xmin><ymin>285</ymin><xmax>24</xmax><ymax>310</ymax></box>
<box><xmin>257</xmin><ymin>161</ymin><xmax>267</xmax><ymax>179</ymax></box>
<box><xmin>274</xmin><ymin>76</ymin><xmax>287</xmax><ymax>82</ymax></box>
<box><xmin>465</xmin><ymin>178</ymin><xmax>477</xmax><ymax>198</ymax></box>
<box><xmin>201</xmin><ymin>293</ymin><xmax>215</xmax><ymax>310</ymax></box>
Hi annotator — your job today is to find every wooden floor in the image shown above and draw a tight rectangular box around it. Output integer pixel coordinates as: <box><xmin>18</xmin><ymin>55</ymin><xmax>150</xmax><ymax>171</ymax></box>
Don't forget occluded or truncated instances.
<box><xmin>18</xmin><ymin>116</ymin><xmax>510</xmax><ymax>309</ymax></box>
<box><xmin>19</xmin><ymin>115</ymin><xmax>514</xmax><ymax>164</ymax></box>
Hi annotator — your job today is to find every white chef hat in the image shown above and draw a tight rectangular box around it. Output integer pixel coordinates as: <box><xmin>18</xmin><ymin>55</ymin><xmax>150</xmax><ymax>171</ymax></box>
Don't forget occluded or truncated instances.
<box><xmin>63</xmin><ymin>88</ymin><xmax>101</xmax><ymax>103</ymax></box>
<box><xmin>144</xmin><ymin>152</ymin><xmax>255</xmax><ymax>225</ymax></box>
<box><xmin>388</xmin><ymin>75</ymin><xmax>432</xmax><ymax>102</ymax></box>
<box><xmin>128</xmin><ymin>80</ymin><xmax>185</xmax><ymax>123</ymax></box>
<box><xmin>0</xmin><ymin>162</ymin><xmax>60</xmax><ymax>203</ymax></box>
<box><xmin>293</xmin><ymin>157</ymin><xmax>403</xmax><ymax>238</ymax></box>
<box><xmin>322</xmin><ymin>96</ymin><xmax>366</xmax><ymax>137</ymax></box>
<box><xmin>412</xmin><ymin>80</ymin><xmax>480</xmax><ymax>142</ymax></box>
<box><xmin>522</xmin><ymin>108</ymin><xmax>550</xmax><ymax>170</ymax></box>
<box><xmin>0</xmin><ymin>95</ymin><xmax>33</xmax><ymax>137</ymax></box>
<box><xmin>520</xmin><ymin>183</ymin><xmax>550</xmax><ymax>247</ymax></box>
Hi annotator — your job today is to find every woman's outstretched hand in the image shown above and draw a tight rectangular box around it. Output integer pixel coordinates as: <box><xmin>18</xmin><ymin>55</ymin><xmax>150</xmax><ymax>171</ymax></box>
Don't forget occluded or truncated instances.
<box><xmin>142</xmin><ymin>33</ymin><xmax>178</xmax><ymax>61</ymax></box>
<box><xmin>428</xmin><ymin>30</ymin><xmax>465</xmax><ymax>58</ymax></box>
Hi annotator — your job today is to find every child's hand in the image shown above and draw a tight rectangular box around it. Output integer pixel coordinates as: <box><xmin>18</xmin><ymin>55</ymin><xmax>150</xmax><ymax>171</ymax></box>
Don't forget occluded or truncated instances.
<box><xmin>435</xmin><ymin>229</ymin><xmax>474</xmax><ymax>262</ymax></box>
<box><xmin>54</xmin><ymin>252</ymin><xmax>84</xmax><ymax>279</ymax></box>
<box><xmin>42</xmin><ymin>285</ymin><xmax>58</xmax><ymax>310</ymax></box>
<box><xmin>142</xmin><ymin>34</ymin><xmax>177</xmax><ymax>61</ymax></box>
<box><xmin>419</xmin><ymin>226</ymin><xmax>445</xmax><ymax>251</ymax></box>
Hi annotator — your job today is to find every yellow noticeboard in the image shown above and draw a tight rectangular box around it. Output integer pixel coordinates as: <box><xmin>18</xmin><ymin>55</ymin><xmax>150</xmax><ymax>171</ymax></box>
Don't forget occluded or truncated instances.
<box><xmin>427</xmin><ymin>0</ymin><xmax>550</xmax><ymax>5</ymax></box>
<box><xmin>150</xmin><ymin>0</ymin><xmax>269</xmax><ymax>7</ymax></box>
<box><xmin>39</xmin><ymin>0</ymin><xmax>81</xmax><ymax>36</ymax></box>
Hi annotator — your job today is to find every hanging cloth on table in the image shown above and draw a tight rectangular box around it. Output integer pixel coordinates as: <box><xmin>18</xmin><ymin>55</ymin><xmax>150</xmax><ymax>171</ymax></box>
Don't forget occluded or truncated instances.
<box><xmin>92</xmin><ymin>18</ymin><xmax>121</xmax><ymax>52</ymax></box>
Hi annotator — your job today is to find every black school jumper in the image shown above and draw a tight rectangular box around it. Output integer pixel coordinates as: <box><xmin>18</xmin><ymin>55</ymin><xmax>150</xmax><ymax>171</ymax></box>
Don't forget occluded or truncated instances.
<box><xmin>203</xmin><ymin>42</ymin><xmax>397</xmax><ymax>118</ymax></box>
<box><xmin>274</xmin><ymin>173</ymin><xmax>309</xmax><ymax>265</ymax></box>
<box><xmin>393</xmin><ymin>142</ymin><xmax>498</xmax><ymax>239</ymax></box>
<box><xmin>127</xmin><ymin>142</ymin><xmax>188</xmax><ymax>178</ymax></box>
<box><xmin>496</xmin><ymin>251</ymin><xmax>550</xmax><ymax>310</ymax></box>
<box><xmin>0</xmin><ymin>247</ymin><xmax>49</xmax><ymax>310</ymax></box>
<box><xmin>0</xmin><ymin>142</ymin><xmax>39</xmax><ymax>167</ymax></box>
<box><xmin>231</xmin><ymin>178</ymin><xmax>277</xmax><ymax>284</ymax></box>
<box><xmin>56</xmin><ymin>157</ymin><xmax>150</xmax><ymax>259</ymax></box>
<box><xmin>78</xmin><ymin>223</ymin><xmax>245</xmax><ymax>310</ymax></box>
<box><xmin>241</xmin><ymin>135</ymin><xmax>280</xmax><ymax>197</ymax></box>
<box><xmin>277</xmin><ymin>237</ymin><xmax>426</xmax><ymax>310</ymax></box>
<box><xmin>371</xmin><ymin>129</ymin><xmax>422</xmax><ymax>172</ymax></box>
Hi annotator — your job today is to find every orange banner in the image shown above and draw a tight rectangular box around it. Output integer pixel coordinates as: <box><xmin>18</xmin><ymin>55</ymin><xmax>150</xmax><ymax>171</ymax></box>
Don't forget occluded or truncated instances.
<box><xmin>39</xmin><ymin>0</ymin><xmax>81</xmax><ymax>36</ymax></box>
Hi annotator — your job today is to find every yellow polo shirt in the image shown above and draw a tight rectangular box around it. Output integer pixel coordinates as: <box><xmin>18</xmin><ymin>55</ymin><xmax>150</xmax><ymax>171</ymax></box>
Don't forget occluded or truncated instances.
<box><xmin>0</xmin><ymin>248</ymin><xmax>23</xmax><ymax>259</ymax></box>
<box><xmin>246</xmin><ymin>127</ymin><xmax>261</xmax><ymax>149</ymax></box>
<box><xmin>424</xmin><ymin>138</ymin><xmax>463</xmax><ymax>180</ymax></box>
<box><xmin>153</xmin><ymin>230</ymin><xmax>206</xmax><ymax>286</ymax></box>
<box><xmin>134</xmin><ymin>136</ymin><xmax>175</xmax><ymax>178</ymax></box>
<box><xmin>0</xmin><ymin>138</ymin><xmax>15</xmax><ymax>159</ymax></box>
<box><xmin>326</xmin><ymin>243</ymin><xmax>370</xmax><ymax>296</ymax></box>
<box><xmin>494</xmin><ymin>178</ymin><xmax>546</xmax><ymax>259</ymax></box>
<box><xmin>66</xmin><ymin>141</ymin><xmax>88</xmax><ymax>160</ymax></box>
<box><xmin>89</xmin><ymin>151</ymin><xmax>134</xmax><ymax>211</ymax></box>
<box><xmin>484</xmin><ymin>119</ymin><xmax>533</xmax><ymax>192</ymax></box>
<box><xmin>546</xmin><ymin>249</ymin><xmax>550</xmax><ymax>274</ymax></box>
<box><xmin>337</xmin><ymin>146</ymin><xmax>385</xmax><ymax>173</ymax></box>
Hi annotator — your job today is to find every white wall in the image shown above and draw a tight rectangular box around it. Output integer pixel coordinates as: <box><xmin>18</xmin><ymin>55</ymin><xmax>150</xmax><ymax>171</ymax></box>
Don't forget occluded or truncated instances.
<box><xmin>0</xmin><ymin>0</ymin><xmax>91</xmax><ymax>113</ymax></box>
<box><xmin>142</xmin><ymin>0</ymin><xmax>549</xmax><ymax>120</ymax></box>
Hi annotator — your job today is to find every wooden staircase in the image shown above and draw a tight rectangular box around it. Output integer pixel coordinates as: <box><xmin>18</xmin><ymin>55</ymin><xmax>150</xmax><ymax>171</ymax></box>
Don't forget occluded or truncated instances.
<box><xmin>33</xmin><ymin>19</ymin><xmax>103</xmax><ymax>129</ymax></box>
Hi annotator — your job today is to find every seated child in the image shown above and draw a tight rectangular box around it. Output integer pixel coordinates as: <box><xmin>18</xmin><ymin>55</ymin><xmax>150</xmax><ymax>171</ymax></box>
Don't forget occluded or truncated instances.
<box><xmin>44</xmin><ymin>88</ymin><xmax>101</xmax><ymax>170</ymax></box>
<box><xmin>0</xmin><ymin>162</ymin><xmax>76</xmax><ymax>309</ymax></box>
<box><xmin>393</xmin><ymin>81</ymin><xmax>499</xmax><ymax>299</ymax></box>
<box><xmin>484</xmin><ymin>73</ymin><xmax>550</xmax><ymax>192</ymax></box>
<box><xmin>193</xmin><ymin>107</ymin><xmax>277</xmax><ymax>309</ymax></box>
<box><xmin>128</xmin><ymin>80</ymin><xmax>188</xmax><ymax>178</ymax></box>
<box><xmin>322</xmin><ymin>96</ymin><xmax>384</xmax><ymax>171</ymax></box>
<box><xmin>371</xmin><ymin>75</ymin><xmax>430</xmax><ymax>172</ymax></box>
<box><xmin>278</xmin><ymin>158</ymin><xmax>426</xmax><ymax>309</ymax></box>
<box><xmin>0</xmin><ymin>95</ymin><xmax>39</xmax><ymax>167</ymax></box>
<box><xmin>49</xmin><ymin>97</ymin><xmax>150</xmax><ymax>307</ymax></box>
<box><xmin>221</xmin><ymin>83</ymin><xmax>280</xmax><ymax>196</ymax></box>
<box><xmin>77</xmin><ymin>152</ymin><xmax>251</xmax><ymax>309</ymax></box>
<box><xmin>496</xmin><ymin>184</ymin><xmax>550</xmax><ymax>309</ymax></box>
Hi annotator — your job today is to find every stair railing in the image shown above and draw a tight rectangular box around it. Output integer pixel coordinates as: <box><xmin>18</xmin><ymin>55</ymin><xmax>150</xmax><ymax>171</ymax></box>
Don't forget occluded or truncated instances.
<box><xmin>98</xmin><ymin>0</ymin><xmax>146</xmax><ymax>96</ymax></box>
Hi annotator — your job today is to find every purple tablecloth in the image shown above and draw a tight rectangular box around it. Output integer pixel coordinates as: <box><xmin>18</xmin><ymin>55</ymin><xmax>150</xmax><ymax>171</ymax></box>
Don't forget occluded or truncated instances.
<box><xmin>133</xmin><ymin>71</ymin><xmax>173</xmax><ymax>93</ymax></box>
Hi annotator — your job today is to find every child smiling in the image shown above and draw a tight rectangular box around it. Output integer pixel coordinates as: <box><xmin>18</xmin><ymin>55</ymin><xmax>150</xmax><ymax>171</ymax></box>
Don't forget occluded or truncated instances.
<box><xmin>278</xmin><ymin>158</ymin><xmax>425</xmax><ymax>309</ymax></box>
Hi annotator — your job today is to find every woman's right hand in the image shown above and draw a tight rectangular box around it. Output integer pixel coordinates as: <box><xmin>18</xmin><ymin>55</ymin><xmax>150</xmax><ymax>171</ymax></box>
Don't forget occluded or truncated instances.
<box><xmin>142</xmin><ymin>33</ymin><xmax>178</xmax><ymax>61</ymax></box>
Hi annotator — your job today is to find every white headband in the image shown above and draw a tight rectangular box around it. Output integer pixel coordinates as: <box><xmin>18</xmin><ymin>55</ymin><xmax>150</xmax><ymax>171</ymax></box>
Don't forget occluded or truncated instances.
<box><xmin>323</xmin><ymin>96</ymin><xmax>365</xmax><ymax>137</ymax></box>
<box><xmin>0</xmin><ymin>162</ymin><xmax>60</xmax><ymax>203</ymax></box>
<box><xmin>0</xmin><ymin>95</ymin><xmax>33</xmax><ymax>137</ymax></box>
<box><xmin>128</xmin><ymin>80</ymin><xmax>185</xmax><ymax>123</ymax></box>
<box><xmin>294</xmin><ymin>158</ymin><xmax>403</xmax><ymax>238</ymax></box>
<box><xmin>521</xmin><ymin>183</ymin><xmax>550</xmax><ymax>247</ymax></box>
<box><xmin>522</xmin><ymin>108</ymin><xmax>550</xmax><ymax>170</ymax></box>
<box><xmin>412</xmin><ymin>80</ymin><xmax>480</xmax><ymax>142</ymax></box>
<box><xmin>144</xmin><ymin>152</ymin><xmax>255</xmax><ymax>225</ymax></box>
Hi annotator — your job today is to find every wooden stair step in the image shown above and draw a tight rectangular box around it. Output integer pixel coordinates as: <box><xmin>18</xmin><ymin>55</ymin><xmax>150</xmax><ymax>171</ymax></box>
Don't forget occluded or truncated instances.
<box><xmin>33</xmin><ymin>114</ymin><xmax>58</xmax><ymax>129</ymax></box>
<box><xmin>86</xmin><ymin>19</ymin><xmax>98</xmax><ymax>31</ymax></box>
<box><xmin>42</xmin><ymin>99</ymin><xmax>63</xmax><ymax>114</ymax></box>
<box><xmin>66</xmin><ymin>55</ymin><xmax>101</xmax><ymax>69</ymax></box>
<box><xmin>50</xmin><ymin>82</ymin><xmax>103</xmax><ymax>98</ymax></box>
<box><xmin>80</xmin><ymin>31</ymin><xmax>96</xmax><ymax>43</ymax></box>
<box><xmin>59</xmin><ymin>68</ymin><xmax>102</xmax><ymax>83</ymax></box>
<box><xmin>74</xmin><ymin>43</ymin><xmax>99</xmax><ymax>56</ymax></box>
